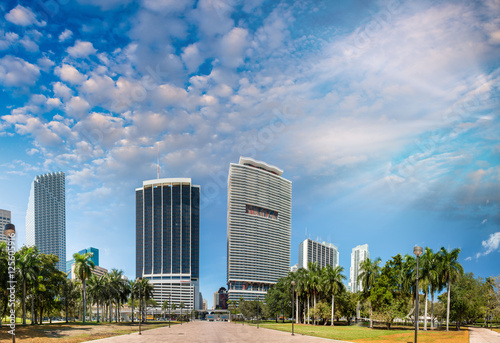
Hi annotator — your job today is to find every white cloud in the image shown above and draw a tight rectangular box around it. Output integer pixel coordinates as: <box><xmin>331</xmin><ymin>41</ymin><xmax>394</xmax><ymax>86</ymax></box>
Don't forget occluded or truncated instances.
<box><xmin>19</xmin><ymin>36</ymin><xmax>38</xmax><ymax>52</ymax></box>
<box><xmin>76</xmin><ymin>0</ymin><xmax>133</xmax><ymax>10</ymax></box>
<box><xmin>181</xmin><ymin>43</ymin><xmax>204</xmax><ymax>73</ymax></box>
<box><xmin>65</xmin><ymin>96</ymin><xmax>91</xmax><ymax>118</ymax></box>
<box><xmin>481</xmin><ymin>232</ymin><xmax>500</xmax><ymax>256</ymax></box>
<box><xmin>481</xmin><ymin>219</ymin><xmax>488</xmax><ymax>224</ymax></box>
<box><xmin>59</xmin><ymin>29</ymin><xmax>73</xmax><ymax>42</ymax></box>
<box><xmin>0</xmin><ymin>55</ymin><xmax>40</xmax><ymax>87</ymax></box>
<box><xmin>4</xmin><ymin>5</ymin><xmax>44</xmax><ymax>26</ymax></box>
<box><xmin>53</xmin><ymin>81</ymin><xmax>73</xmax><ymax>100</ymax></box>
<box><xmin>219</xmin><ymin>27</ymin><xmax>249</xmax><ymax>68</ymax></box>
<box><xmin>37</xmin><ymin>56</ymin><xmax>55</xmax><ymax>71</ymax></box>
<box><xmin>54</xmin><ymin>64</ymin><xmax>87</xmax><ymax>84</ymax></box>
<box><xmin>67</xmin><ymin>40</ymin><xmax>97</xmax><ymax>58</ymax></box>
<box><xmin>0</xmin><ymin>30</ymin><xmax>19</xmax><ymax>50</ymax></box>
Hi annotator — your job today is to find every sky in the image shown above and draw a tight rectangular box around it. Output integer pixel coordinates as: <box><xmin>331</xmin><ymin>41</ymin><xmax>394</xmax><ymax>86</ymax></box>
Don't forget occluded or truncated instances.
<box><xmin>0</xmin><ymin>0</ymin><xmax>499</xmax><ymax>309</ymax></box>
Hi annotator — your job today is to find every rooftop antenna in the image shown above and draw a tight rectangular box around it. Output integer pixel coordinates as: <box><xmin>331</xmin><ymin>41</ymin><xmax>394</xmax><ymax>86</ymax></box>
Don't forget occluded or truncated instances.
<box><xmin>157</xmin><ymin>143</ymin><xmax>160</xmax><ymax>179</ymax></box>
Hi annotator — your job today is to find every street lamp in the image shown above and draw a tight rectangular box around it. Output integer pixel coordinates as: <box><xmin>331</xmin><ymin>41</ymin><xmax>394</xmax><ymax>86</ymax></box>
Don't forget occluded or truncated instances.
<box><xmin>137</xmin><ymin>277</ymin><xmax>142</xmax><ymax>335</ymax></box>
<box><xmin>413</xmin><ymin>246</ymin><xmax>423</xmax><ymax>343</ymax></box>
<box><xmin>4</xmin><ymin>223</ymin><xmax>15</xmax><ymax>343</ymax></box>
<box><xmin>291</xmin><ymin>280</ymin><xmax>296</xmax><ymax>336</ymax></box>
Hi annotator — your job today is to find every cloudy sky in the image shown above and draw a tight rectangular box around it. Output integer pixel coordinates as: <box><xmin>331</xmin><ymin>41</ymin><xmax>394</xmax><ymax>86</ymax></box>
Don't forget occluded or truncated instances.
<box><xmin>0</xmin><ymin>0</ymin><xmax>499</xmax><ymax>307</ymax></box>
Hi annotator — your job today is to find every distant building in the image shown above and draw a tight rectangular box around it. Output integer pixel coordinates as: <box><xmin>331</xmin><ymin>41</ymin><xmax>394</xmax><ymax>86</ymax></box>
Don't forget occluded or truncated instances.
<box><xmin>136</xmin><ymin>178</ymin><xmax>201</xmax><ymax>310</ymax></box>
<box><xmin>227</xmin><ymin>157</ymin><xmax>292</xmax><ymax>302</ymax></box>
<box><xmin>70</xmin><ymin>264</ymin><xmax>108</xmax><ymax>280</ymax></box>
<box><xmin>66</xmin><ymin>247</ymin><xmax>100</xmax><ymax>276</ymax></box>
<box><xmin>290</xmin><ymin>264</ymin><xmax>298</xmax><ymax>272</ymax></box>
<box><xmin>298</xmin><ymin>239</ymin><xmax>339</xmax><ymax>270</ymax></box>
<box><xmin>0</xmin><ymin>209</ymin><xmax>11</xmax><ymax>244</ymax></box>
<box><xmin>349</xmin><ymin>244</ymin><xmax>369</xmax><ymax>293</ymax></box>
<box><xmin>213</xmin><ymin>287</ymin><xmax>228</xmax><ymax>309</ymax></box>
<box><xmin>203</xmin><ymin>299</ymin><xmax>208</xmax><ymax>310</ymax></box>
<box><xmin>26</xmin><ymin>172</ymin><xmax>66</xmax><ymax>272</ymax></box>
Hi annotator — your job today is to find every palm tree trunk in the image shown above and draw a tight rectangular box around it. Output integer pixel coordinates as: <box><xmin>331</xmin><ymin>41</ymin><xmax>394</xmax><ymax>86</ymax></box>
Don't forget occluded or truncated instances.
<box><xmin>115</xmin><ymin>300</ymin><xmax>118</xmax><ymax>323</ymax></box>
<box><xmin>109</xmin><ymin>299</ymin><xmax>112</xmax><ymax>322</ymax></box>
<box><xmin>96</xmin><ymin>299</ymin><xmax>100</xmax><ymax>323</ymax></box>
<box><xmin>424</xmin><ymin>290</ymin><xmax>428</xmax><ymax>330</ymax></box>
<box><xmin>131</xmin><ymin>295</ymin><xmax>134</xmax><ymax>323</ymax></box>
<box><xmin>295</xmin><ymin>292</ymin><xmax>299</xmax><ymax>324</ymax></box>
<box><xmin>369</xmin><ymin>302</ymin><xmax>373</xmax><ymax>329</ymax></box>
<box><xmin>313</xmin><ymin>293</ymin><xmax>316</xmax><ymax>325</ymax></box>
<box><xmin>446</xmin><ymin>280</ymin><xmax>451</xmax><ymax>332</ymax></box>
<box><xmin>31</xmin><ymin>296</ymin><xmax>35</xmax><ymax>325</ymax></box>
<box><xmin>307</xmin><ymin>297</ymin><xmax>310</xmax><ymax>325</ymax></box>
<box><xmin>83</xmin><ymin>279</ymin><xmax>86</xmax><ymax>324</ymax></box>
<box><xmin>331</xmin><ymin>293</ymin><xmax>334</xmax><ymax>326</ymax></box>
<box><xmin>23</xmin><ymin>280</ymin><xmax>26</xmax><ymax>326</ymax></box>
<box><xmin>431</xmin><ymin>291</ymin><xmax>434</xmax><ymax>330</ymax></box>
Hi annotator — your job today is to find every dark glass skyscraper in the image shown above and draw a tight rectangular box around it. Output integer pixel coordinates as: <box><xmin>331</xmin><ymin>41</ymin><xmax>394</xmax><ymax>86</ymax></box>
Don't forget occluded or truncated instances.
<box><xmin>136</xmin><ymin>178</ymin><xmax>200</xmax><ymax>310</ymax></box>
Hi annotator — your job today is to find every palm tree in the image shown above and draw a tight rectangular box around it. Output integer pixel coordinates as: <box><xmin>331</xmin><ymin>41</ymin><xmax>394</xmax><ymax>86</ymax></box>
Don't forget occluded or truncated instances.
<box><xmin>322</xmin><ymin>265</ymin><xmax>346</xmax><ymax>326</ymax></box>
<box><xmin>73</xmin><ymin>252</ymin><xmax>95</xmax><ymax>323</ymax></box>
<box><xmin>129</xmin><ymin>280</ymin><xmax>139</xmax><ymax>323</ymax></box>
<box><xmin>358</xmin><ymin>257</ymin><xmax>381</xmax><ymax>329</ymax></box>
<box><xmin>439</xmin><ymin>247</ymin><xmax>463</xmax><ymax>331</ymax></box>
<box><xmin>108</xmin><ymin>269</ymin><xmax>127</xmax><ymax>322</ymax></box>
<box><xmin>162</xmin><ymin>299</ymin><xmax>170</xmax><ymax>319</ymax></box>
<box><xmin>294</xmin><ymin>268</ymin><xmax>309</xmax><ymax>324</ymax></box>
<box><xmin>138</xmin><ymin>278</ymin><xmax>154</xmax><ymax>322</ymax></box>
<box><xmin>87</xmin><ymin>274</ymin><xmax>106</xmax><ymax>322</ymax></box>
<box><xmin>421</xmin><ymin>247</ymin><xmax>440</xmax><ymax>330</ymax></box>
<box><xmin>61</xmin><ymin>278</ymin><xmax>80</xmax><ymax>323</ymax></box>
<box><xmin>15</xmin><ymin>246</ymin><xmax>40</xmax><ymax>326</ymax></box>
<box><xmin>171</xmin><ymin>302</ymin><xmax>178</xmax><ymax>321</ymax></box>
<box><xmin>180</xmin><ymin>302</ymin><xmax>185</xmax><ymax>324</ymax></box>
<box><xmin>308</xmin><ymin>262</ymin><xmax>321</xmax><ymax>325</ymax></box>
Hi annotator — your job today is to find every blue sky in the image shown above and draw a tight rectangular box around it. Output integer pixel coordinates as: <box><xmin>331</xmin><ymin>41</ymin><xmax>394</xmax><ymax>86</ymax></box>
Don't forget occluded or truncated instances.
<box><xmin>0</xmin><ymin>0</ymin><xmax>499</xmax><ymax>308</ymax></box>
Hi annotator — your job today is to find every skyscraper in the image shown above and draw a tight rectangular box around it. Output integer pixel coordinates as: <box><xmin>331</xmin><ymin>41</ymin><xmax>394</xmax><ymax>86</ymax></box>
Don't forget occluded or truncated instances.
<box><xmin>0</xmin><ymin>209</ymin><xmax>11</xmax><ymax>244</ymax></box>
<box><xmin>136</xmin><ymin>178</ymin><xmax>200</xmax><ymax>310</ymax></box>
<box><xmin>227</xmin><ymin>157</ymin><xmax>292</xmax><ymax>302</ymax></box>
<box><xmin>26</xmin><ymin>172</ymin><xmax>66</xmax><ymax>272</ymax></box>
<box><xmin>66</xmin><ymin>247</ymin><xmax>100</xmax><ymax>275</ymax></box>
<box><xmin>349</xmin><ymin>244</ymin><xmax>369</xmax><ymax>293</ymax></box>
<box><xmin>298</xmin><ymin>239</ymin><xmax>339</xmax><ymax>270</ymax></box>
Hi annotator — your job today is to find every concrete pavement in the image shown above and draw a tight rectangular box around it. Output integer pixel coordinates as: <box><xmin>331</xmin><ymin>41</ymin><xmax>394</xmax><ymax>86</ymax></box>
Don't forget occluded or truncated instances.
<box><xmin>469</xmin><ymin>327</ymin><xmax>500</xmax><ymax>343</ymax></box>
<box><xmin>83</xmin><ymin>321</ymin><xmax>354</xmax><ymax>343</ymax></box>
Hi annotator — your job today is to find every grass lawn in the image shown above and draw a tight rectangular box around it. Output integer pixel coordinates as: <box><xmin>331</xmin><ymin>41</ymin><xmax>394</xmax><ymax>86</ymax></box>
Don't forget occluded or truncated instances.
<box><xmin>0</xmin><ymin>321</ymin><xmax>177</xmax><ymax>343</ymax></box>
<box><xmin>493</xmin><ymin>328</ymin><xmax>500</xmax><ymax>333</ymax></box>
<box><xmin>248</xmin><ymin>322</ymin><xmax>469</xmax><ymax>343</ymax></box>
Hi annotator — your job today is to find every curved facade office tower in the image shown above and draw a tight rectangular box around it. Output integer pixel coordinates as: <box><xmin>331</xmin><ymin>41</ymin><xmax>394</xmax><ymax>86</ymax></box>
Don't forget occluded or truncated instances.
<box><xmin>26</xmin><ymin>172</ymin><xmax>66</xmax><ymax>272</ymax></box>
<box><xmin>349</xmin><ymin>244</ymin><xmax>369</xmax><ymax>293</ymax></box>
<box><xmin>136</xmin><ymin>178</ymin><xmax>200</xmax><ymax>310</ymax></box>
<box><xmin>227</xmin><ymin>157</ymin><xmax>292</xmax><ymax>302</ymax></box>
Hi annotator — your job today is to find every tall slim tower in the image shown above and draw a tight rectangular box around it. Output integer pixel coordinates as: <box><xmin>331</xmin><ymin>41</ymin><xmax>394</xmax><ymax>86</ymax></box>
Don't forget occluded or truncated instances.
<box><xmin>349</xmin><ymin>244</ymin><xmax>369</xmax><ymax>293</ymax></box>
<box><xmin>26</xmin><ymin>172</ymin><xmax>66</xmax><ymax>272</ymax></box>
<box><xmin>298</xmin><ymin>239</ymin><xmax>339</xmax><ymax>270</ymax></box>
<box><xmin>136</xmin><ymin>178</ymin><xmax>200</xmax><ymax>310</ymax></box>
<box><xmin>0</xmin><ymin>209</ymin><xmax>12</xmax><ymax>244</ymax></box>
<box><xmin>227</xmin><ymin>157</ymin><xmax>292</xmax><ymax>302</ymax></box>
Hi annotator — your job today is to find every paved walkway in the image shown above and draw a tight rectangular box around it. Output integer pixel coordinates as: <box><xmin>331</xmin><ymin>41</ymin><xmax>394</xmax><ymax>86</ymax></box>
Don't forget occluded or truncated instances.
<box><xmin>469</xmin><ymin>327</ymin><xmax>500</xmax><ymax>343</ymax></box>
<box><xmin>83</xmin><ymin>321</ymin><xmax>354</xmax><ymax>343</ymax></box>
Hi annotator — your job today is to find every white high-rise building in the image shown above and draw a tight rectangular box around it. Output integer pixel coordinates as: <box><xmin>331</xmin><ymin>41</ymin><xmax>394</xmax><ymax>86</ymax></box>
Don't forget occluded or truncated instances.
<box><xmin>349</xmin><ymin>244</ymin><xmax>369</xmax><ymax>293</ymax></box>
<box><xmin>298</xmin><ymin>239</ymin><xmax>339</xmax><ymax>270</ymax></box>
<box><xmin>227</xmin><ymin>157</ymin><xmax>292</xmax><ymax>302</ymax></box>
<box><xmin>26</xmin><ymin>172</ymin><xmax>66</xmax><ymax>272</ymax></box>
<box><xmin>0</xmin><ymin>209</ymin><xmax>11</xmax><ymax>244</ymax></box>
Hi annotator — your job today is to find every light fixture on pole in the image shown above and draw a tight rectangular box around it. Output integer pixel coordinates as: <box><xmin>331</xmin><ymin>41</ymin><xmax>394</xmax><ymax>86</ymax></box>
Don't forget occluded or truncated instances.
<box><xmin>4</xmin><ymin>224</ymin><xmax>15</xmax><ymax>343</ymax></box>
<box><xmin>137</xmin><ymin>277</ymin><xmax>142</xmax><ymax>335</ymax></box>
<box><xmin>413</xmin><ymin>246</ymin><xmax>423</xmax><ymax>343</ymax></box>
<box><xmin>291</xmin><ymin>280</ymin><xmax>296</xmax><ymax>336</ymax></box>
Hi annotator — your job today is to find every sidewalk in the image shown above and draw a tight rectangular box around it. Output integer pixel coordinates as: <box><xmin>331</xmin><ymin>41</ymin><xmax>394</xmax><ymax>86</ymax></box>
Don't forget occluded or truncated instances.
<box><xmin>469</xmin><ymin>327</ymin><xmax>500</xmax><ymax>343</ymax></box>
<box><xmin>83</xmin><ymin>321</ymin><xmax>354</xmax><ymax>343</ymax></box>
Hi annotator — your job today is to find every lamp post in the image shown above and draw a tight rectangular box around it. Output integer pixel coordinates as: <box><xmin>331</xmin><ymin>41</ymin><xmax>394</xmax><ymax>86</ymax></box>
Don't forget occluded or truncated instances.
<box><xmin>137</xmin><ymin>277</ymin><xmax>142</xmax><ymax>335</ymax></box>
<box><xmin>291</xmin><ymin>280</ymin><xmax>296</xmax><ymax>336</ymax></box>
<box><xmin>4</xmin><ymin>223</ymin><xmax>15</xmax><ymax>343</ymax></box>
<box><xmin>413</xmin><ymin>246</ymin><xmax>423</xmax><ymax>343</ymax></box>
<box><xmin>257</xmin><ymin>296</ymin><xmax>260</xmax><ymax>329</ymax></box>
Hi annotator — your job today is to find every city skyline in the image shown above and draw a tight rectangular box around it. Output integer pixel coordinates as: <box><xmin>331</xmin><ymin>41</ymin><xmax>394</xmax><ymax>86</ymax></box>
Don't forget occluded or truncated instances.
<box><xmin>0</xmin><ymin>0</ymin><xmax>499</xmax><ymax>309</ymax></box>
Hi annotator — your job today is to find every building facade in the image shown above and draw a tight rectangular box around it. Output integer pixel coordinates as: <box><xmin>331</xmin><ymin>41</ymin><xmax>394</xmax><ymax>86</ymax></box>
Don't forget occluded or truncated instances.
<box><xmin>349</xmin><ymin>244</ymin><xmax>369</xmax><ymax>293</ymax></box>
<box><xmin>227</xmin><ymin>157</ymin><xmax>292</xmax><ymax>302</ymax></box>
<box><xmin>0</xmin><ymin>209</ymin><xmax>11</xmax><ymax>244</ymax></box>
<box><xmin>298</xmin><ymin>239</ymin><xmax>339</xmax><ymax>270</ymax></box>
<box><xmin>136</xmin><ymin>178</ymin><xmax>200</xmax><ymax>310</ymax></box>
<box><xmin>213</xmin><ymin>287</ymin><xmax>228</xmax><ymax>309</ymax></box>
<box><xmin>67</xmin><ymin>247</ymin><xmax>100</xmax><ymax>276</ymax></box>
<box><xmin>26</xmin><ymin>172</ymin><xmax>66</xmax><ymax>272</ymax></box>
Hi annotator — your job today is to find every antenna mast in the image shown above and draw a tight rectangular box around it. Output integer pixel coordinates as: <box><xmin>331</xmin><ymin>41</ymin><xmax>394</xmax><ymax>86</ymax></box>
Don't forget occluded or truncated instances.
<box><xmin>157</xmin><ymin>143</ymin><xmax>160</xmax><ymax>179</ymax></box>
